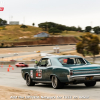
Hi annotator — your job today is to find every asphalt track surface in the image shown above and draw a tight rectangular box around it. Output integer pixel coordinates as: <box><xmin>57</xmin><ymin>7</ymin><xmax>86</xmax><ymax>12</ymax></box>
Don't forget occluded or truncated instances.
<box><xmin>0</xmin><ymin>64</ymin><xmax>100</xmax><ymax>100</ymax></box>
<box><xmin>0</xmin><ymin>45</ymin><xmax>75</xmax><ymax>59</ymax></box>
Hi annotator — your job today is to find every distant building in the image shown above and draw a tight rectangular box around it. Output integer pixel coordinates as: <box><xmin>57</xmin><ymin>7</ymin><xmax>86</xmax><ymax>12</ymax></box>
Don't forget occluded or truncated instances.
<box><xmin>9</xmin><ymin>21</ymin><xmax>19</xmax><ymax>25</ymax></box>
<box><xmin>34</xmin><ymin>32</ymin><xmax>49</xmax><ymax>37</ymax></box>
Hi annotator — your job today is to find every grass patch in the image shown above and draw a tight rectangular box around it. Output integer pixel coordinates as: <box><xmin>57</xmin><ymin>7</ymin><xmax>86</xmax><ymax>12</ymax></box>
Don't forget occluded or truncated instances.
<box><xmin>0</xmin><ymin>25</ymin><xmax>43</xmax><ymax>42</ymax></box>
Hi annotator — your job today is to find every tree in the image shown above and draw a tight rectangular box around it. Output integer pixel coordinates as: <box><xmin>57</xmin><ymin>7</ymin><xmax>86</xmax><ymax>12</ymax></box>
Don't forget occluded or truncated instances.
<box><xmin>38</xmin><ymin>22</ymin><xmax>57</xmax><ymax>31</ymax></box>
<box><xmin>70</xmin><ymin>26</ymin><xmax>77</xmax><ymax>31</ymax></box>
<box><xmin>85</xmin><ymin>26</ymin><xmax>92</xmax><ymax>32</ymax></box>
<box><xmin>38</xmin><ymin>23</ymin><xmax>47</xmax><ymax>31</ymax></box>
<box><xmin>77</xmin><ymin>26</ymin><xmax>82</xmax><ymax>32</ymax></box>
<box><xmin>0</xmin><ymin>18</ymin><xmax>3</xmax><ymax>26</ymax></box>
<box><xmin>76</xmin><ymin>33</ymin><xmax>99</xmax><ymax>63</ymax></box>
<box><xmin>56</xmin><ymin>24</ymin><xmax>66</xmax><ymax>31</ymax></box>
<box><xmin>2</xmin><ymin>20</ymin><xmax>7</xmax><ymax>25</ymax></box>
<box><xmin>20</xmin><ymin>24</ymin><xmax>28</xmax><ymax>31</ymax></box>
<box><xmin>93</xmin><ymin>26</ymin><xmax>100</xmax><ymax>34</ymax></box>
<box><xmin>32</xmin><ymin>23</ymin><xmax>35</xmax><ymax>26</ymax></box>
<box><xmin>38</xmin><ymin>22</ymin><xmax>67</xmax><ymax>32</ymax></box>
<box><xmin>0</xmin><ymin>18</ymin><xmax>7</xmax><ymax>26</ymax></box>
<box><xmin>38</xmin><ymin>21</ymin><xmax>83</xmax><ymax>33</ymax></box>
<box><xmin>49</xmin><ymin>27</ymin><xmax>61</xmax><ymax>35</ymax></box>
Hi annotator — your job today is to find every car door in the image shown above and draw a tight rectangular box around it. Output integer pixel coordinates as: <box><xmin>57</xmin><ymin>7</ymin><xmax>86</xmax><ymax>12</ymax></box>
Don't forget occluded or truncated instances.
<box><xmin>35</xmin><ymin>58</ymin><xmax>52</xmax><ymax>81</ymax></box>
<box><xmin>34</xmin><ymin>58</ymin><xmax>46</xmax><ymax>81</ymax></box>
<box><xmin>43</xmin><ymin>59</ymin><xmax>52</xmax><ymax>81</ymax></box>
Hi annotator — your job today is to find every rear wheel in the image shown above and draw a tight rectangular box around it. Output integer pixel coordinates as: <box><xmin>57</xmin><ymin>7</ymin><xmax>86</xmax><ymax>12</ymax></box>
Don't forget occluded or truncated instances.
<box><xmin>26</xmin><ymin>74</ymin><xmax>35</xmax><ymax>86</ymax></box>
<box><xmin>52</xmin><ymin>76</ymin><xmax>63</xmax><ymax>89</ymax></box>
<box><xmin>84</xmin><ymin>81</ymin><xmax>96</xmax><ymax>87</ymax></box>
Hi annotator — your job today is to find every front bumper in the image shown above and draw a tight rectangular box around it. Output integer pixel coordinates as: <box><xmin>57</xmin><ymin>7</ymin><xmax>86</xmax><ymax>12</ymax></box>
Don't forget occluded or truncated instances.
<box><xmin>67</xmin><ymin>74</ymin><xmax>100</xmax><ymax>82</ymax></box>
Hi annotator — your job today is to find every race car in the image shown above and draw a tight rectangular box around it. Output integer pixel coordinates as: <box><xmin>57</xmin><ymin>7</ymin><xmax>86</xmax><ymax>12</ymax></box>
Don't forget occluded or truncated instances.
<box><xmin>21</xmin><ymin>55</ymin><xmax>100</xmax><ymax>89</ymax></box>
<box><xmin>15</xmin><ymin>62</ymin><xmax>28</xmax><ymax>67</ymax></box>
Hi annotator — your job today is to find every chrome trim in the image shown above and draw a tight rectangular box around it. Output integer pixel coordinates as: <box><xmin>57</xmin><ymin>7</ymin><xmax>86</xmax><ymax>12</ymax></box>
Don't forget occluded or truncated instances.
<box><xmin>71</xmin><ymin>74</ymin><xmax>100</xmax><ymax>78</ymax></box>
<box><xmin>73</xmin><ymin>70</ymin><xmax>100</xmax><ymax>74</ymax></box>
<box><xmin>73</xmin><ymin>68</ymin><xmax>100</xmax><ymax>71</ymax></box>
<box><xmin>67</xmin><ymin>74</ymin><xmax>100</xmax><ymax>81</ymax></box>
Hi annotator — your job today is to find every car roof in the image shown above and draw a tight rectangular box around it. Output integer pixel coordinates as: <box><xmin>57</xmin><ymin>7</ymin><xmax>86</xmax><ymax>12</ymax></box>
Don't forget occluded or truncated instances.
<box><xmin>43</xmin><ymin>55</ymin><xmax>83</xmax><ymax>59</ymax></box>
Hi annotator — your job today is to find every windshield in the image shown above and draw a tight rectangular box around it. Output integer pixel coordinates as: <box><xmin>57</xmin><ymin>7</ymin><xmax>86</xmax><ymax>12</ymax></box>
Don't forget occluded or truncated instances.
<box><xmin>58</xmin><ymin>57</ymin><xmax>86</xmax><ymax>65</ymax></box>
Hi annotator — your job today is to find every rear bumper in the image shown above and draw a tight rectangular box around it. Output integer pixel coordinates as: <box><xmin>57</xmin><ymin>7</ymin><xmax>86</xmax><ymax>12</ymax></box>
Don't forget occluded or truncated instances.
<box><xmin>67</xmin><ymin>74</ymin><xmax>100</xmax><ymax>82</ymax></box>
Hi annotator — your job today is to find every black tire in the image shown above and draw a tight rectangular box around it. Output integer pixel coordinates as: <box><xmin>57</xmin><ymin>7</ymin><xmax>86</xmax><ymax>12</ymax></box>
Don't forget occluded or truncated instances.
<box><xmin>84</xmin><ymin>81</ymin><xmax>96</xmax><ymax>87</ymax></box>
<box><xmin>26</xmin><ymin>74</ymin><xmax>35</xmax><ymax>86</ymax></box>
<box><xmin>52</xmin><ymin>76</ymin><xmax>63</xmax><ymax>89</ymax></box>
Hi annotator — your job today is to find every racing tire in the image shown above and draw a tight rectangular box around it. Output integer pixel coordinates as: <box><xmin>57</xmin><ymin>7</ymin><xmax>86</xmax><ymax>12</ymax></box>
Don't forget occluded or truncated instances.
<box><xmin>84</xmin><ymin>81</ymin><xmax>96</xmax><ymax>87</ymax></box>
<box><xmin>26</xmin><ymin>74</ymin><xmax>35</xmax><ymax>86</ymax></box>
<box><xmin>52</xmin><ymin>76</ymin><xmax>63</xmax><ymax>89</ymax></box>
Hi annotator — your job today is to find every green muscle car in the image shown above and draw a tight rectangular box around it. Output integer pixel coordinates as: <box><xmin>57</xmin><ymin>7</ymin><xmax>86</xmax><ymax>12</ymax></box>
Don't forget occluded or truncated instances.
<box><xmin>21</xmin><ymin>55</ymin><xmax>100</xmax><ymax>89</ymax></box>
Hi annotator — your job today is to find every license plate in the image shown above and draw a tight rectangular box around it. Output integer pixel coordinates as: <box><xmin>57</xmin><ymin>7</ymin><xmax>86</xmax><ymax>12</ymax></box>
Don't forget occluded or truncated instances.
<box><xmin>85</xmin><ymin>76</ymin><xmax>93</xmax><ymax>80</ymax></box>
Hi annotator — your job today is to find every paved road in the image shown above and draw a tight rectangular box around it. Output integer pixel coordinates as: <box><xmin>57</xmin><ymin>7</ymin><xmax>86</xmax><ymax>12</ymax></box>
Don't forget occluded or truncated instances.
<box><xmin>0</xmin><ymin>45</ymin><xmax>76</xmax><ymax>59</ymax></box>
<box><xmin>0</xmin><ymin>65</ymin><xmax>100</xmax><ymax>100</ymax></box>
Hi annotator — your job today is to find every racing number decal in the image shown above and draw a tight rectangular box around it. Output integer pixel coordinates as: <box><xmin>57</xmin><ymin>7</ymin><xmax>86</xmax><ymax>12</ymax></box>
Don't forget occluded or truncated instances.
<box><xmin>30</xmin><ymin>70</ymin><xmax>33</xmax><ymax>78</ymax></box>
<box><xmin>36</xmin><ymin>69</ymin><xmax>42</xmax><ymax>79</ymax></box>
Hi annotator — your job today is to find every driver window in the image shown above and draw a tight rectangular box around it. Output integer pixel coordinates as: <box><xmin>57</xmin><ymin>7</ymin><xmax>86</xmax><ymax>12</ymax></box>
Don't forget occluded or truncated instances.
<box><xmin>38</xmin><ymin>58</ymin><xmax>49</xmax><ymax>67</ymax></box>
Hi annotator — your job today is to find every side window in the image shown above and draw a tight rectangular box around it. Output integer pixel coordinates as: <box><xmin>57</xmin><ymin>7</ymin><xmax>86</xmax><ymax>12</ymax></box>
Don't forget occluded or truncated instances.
<box><xmin>58</xmin><ymin>58</ymin><xmax>75</xmax><ymax>65</ymax></box>
<box><xmin>75</xmin><ymin>58</ymin><xmax>86</xmax><ymax>64</ymax></box>
<box><xmin>75</xmin><ymin>58</ymin><xmax>81</xmax><ymax>64</ymax></box>
<box><xmin>37</xmin><ymin>58</ymin><xmax>50</xmax><ymax>67</ymax></box>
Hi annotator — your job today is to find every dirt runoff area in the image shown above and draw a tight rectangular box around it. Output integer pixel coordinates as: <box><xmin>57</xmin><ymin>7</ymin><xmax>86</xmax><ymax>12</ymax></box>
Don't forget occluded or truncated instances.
<box><xmin>0</xmin><ymin>85</ymin><xmax>90</xmax><ymax>100</ymax></box>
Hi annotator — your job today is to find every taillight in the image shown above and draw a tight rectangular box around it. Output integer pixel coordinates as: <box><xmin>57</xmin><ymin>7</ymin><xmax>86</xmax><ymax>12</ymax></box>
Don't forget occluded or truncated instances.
<box><xmin>70</xmin><ymin>70</ymin><xmax>73</xmax><ymax>75</ymax></box>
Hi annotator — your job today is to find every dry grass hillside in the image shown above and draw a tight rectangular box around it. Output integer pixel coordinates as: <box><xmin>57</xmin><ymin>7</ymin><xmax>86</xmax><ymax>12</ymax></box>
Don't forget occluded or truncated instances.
<box><xmin>0</xmin><ymin>25</ymin><xmax>43</xmax><ymax>42</ymax></box>
<box><xmin>0</xmin><ymin>25</ymin><xmax>85</xmax><ymax>46</ymax></box>
<box><xmin>0</xmin><ymin>25</ymin><xmax>84</xmax><ymax>42</ymax></box>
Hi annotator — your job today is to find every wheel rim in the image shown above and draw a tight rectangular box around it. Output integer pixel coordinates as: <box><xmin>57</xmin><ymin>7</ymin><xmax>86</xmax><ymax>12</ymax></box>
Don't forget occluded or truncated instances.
<box><xmin>26</xmin><ymin>75</ymin><xmax>30</xmax><ymax>85</ymax></box>
<box><xmin>52</xmin><ymin>76</ymin><xmax>57</xmax><ymax>88</ymax></box>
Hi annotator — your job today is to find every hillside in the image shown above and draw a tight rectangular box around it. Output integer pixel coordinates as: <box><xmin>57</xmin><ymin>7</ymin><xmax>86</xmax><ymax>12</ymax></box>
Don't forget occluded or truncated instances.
<box><xmin>0</xmin><ymin>25</ymin><xmax>84</xmax><ymax>42</ymax></box>
<box><xmin>0</xmin><ymin>25</ymin><xmax>43</xmax><ymax>42</ymax></box>
<box><xmin>13</xmin><ymin>37</ymin><xmax>79</xmax><ymax>46</ymax></box>
<box><xmin>0</xmin><ymin>25</ymin><xmax>84</xmax><ymax>46</ymax></box>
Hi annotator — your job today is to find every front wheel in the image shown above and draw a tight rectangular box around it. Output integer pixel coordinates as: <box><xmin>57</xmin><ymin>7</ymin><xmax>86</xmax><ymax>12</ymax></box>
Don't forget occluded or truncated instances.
<box><xmin>52</xmin><ymin>76</ymin><xmax>63</xmax><ymax>89</ymax></box>
<box><xmin>26</xmin><ymin>74</ymin><xmax>35</xmax><ymax>86</ymax></box>
<box><xmin>84</xmin><ymin>81</ymin><xmax>96</xmax><ymax>87</ymax></box>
